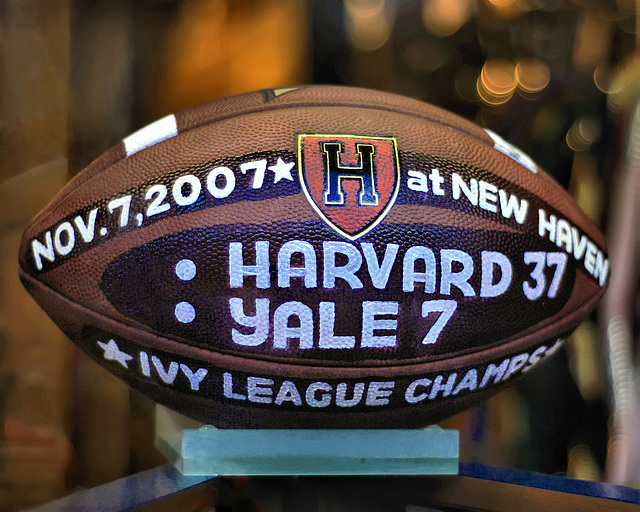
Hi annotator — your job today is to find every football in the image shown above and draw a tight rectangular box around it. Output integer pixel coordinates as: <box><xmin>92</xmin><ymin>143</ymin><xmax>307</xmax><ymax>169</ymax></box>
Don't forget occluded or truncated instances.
<box><xmin>18</xmin><ymin>86</ymin><xmax>608</xmax><ymax>428</ymax></box>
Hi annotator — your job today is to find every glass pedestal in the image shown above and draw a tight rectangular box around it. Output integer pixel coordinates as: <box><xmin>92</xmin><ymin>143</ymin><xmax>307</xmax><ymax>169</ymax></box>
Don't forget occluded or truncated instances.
<box><xmin>154</xmin><ymin>405</ymin><xmax>459</xmax><ymax>476</ymax></box>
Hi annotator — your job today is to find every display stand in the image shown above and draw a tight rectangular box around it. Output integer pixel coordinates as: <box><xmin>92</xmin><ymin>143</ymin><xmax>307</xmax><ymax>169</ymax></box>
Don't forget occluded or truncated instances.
<box><xmin>154</xmin><ymin>405</ymin><xmax>459</xmax><ymax>476</ymax></box>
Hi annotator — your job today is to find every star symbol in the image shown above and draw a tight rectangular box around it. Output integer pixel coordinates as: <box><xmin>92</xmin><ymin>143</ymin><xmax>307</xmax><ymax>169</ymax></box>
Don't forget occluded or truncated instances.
<box><xmin>268</xmin><ymin>157</ymin><xmax>295</xmax><ymax>183</ymax></box>
<box><xmin>97</xmin><ymin>339</ymin><xmax>133</xmax><ymax>369</ymax></box>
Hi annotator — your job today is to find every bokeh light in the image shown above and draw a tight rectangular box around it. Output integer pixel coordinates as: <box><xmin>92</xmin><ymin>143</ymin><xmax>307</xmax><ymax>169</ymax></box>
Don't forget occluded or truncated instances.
<box><xmin>566</xmin><ymin>116</ymin><xmax>602</xmax><ymax>152</ymax></box>
<box><xmin>421</xmin><ymin>0</ymin><xmax>475</xmax><ymax>38</ymax></box>
<box><xmin>477</xmin><ymin>59</ymin><xmax>516</xmax><ymax>106</ymax></box>
<box><xmin>515</xmin><ymin>57</ymin><xmax>550</xmax><ymax>95</ymax></box>
<box><xmin>345</xmin><ymin>0</ymin><xmax>393</xmax><ymax>51</ymax></box>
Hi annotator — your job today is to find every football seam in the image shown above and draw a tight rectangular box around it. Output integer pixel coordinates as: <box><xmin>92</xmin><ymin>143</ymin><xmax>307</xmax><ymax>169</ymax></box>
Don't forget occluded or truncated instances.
<box><xmin>180</xmin><ymin>100</ymin><xmax>493</xmax><ymax>157</ymax></box>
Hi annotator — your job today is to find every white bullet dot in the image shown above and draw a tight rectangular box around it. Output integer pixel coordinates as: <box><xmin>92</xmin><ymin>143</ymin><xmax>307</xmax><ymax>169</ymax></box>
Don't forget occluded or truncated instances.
<box><xmin>175</xmin><ymin>301</ymin><xmax>196</xmax><ymax>323</ymax></box>
<box><xmin>175</xmin><ymin>259</ymin><xmax>196</xmax><ymax>281</ymax></box>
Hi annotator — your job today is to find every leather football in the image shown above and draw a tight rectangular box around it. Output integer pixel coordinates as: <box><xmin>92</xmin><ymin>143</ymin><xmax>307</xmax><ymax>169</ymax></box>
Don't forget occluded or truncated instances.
<box><xmin>18</xmin><ymin>86</ymin><xmax>608</xmax><ymax>428</ymax></box>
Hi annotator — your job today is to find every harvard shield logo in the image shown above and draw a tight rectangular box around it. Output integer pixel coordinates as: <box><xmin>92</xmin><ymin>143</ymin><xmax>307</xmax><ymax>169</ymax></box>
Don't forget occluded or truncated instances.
<box><xmin>298</xmin><ymin>134</ymin><xmax>400</xmax><ymax>240</ymax></box>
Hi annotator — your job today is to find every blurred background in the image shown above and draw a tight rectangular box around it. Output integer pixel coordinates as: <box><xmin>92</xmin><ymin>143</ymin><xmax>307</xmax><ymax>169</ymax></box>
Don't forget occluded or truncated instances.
<box><xmin>1</xmin><ymin>0</ymin><xmax>639</xmax><ymax>509</ymax></box>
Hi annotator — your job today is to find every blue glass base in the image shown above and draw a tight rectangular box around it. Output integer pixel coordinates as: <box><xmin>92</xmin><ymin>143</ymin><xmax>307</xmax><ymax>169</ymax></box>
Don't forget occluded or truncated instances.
<box><xmin>154</xmin><ymin>405</ymin><xmax>459</xmax><ymax>476</ymax></box>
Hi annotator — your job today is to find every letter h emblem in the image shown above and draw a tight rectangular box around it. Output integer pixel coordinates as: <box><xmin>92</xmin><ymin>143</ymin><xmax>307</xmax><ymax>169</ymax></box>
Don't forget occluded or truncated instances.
<box><xmin>298</xmin><ymin>134</ymin><xmax>400</xmax><ymax>240</ymax></box>
<box><xmin>322</xmin><ymin>142</ymin><xmax>378</xmax><ymax>206</ymax></box>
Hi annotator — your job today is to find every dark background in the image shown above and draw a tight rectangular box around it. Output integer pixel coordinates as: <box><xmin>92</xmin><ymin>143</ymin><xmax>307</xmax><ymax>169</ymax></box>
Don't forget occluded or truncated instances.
<box><xmin>1</xmin><ymin>0</ymin><xmax>637</xmax><ymax>508</ymax></box>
